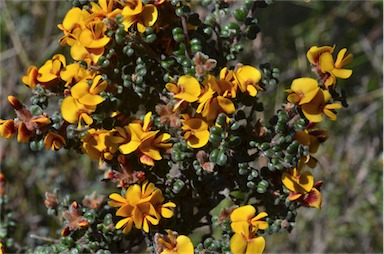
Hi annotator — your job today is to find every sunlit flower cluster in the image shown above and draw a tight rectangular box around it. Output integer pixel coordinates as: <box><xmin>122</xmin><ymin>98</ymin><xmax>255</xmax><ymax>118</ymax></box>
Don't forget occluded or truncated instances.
<box><xmin>307</xmin><ymin>45</ymin><xmax>353</xmax><ymax>88</ymax></box>
<box><xmin>286</xmin><ymin>45</ymin><xmax>352</xmax><ymax>123</ymax></box>
<box><xmin>80</xmin><ymin>112</ymin><xmax>171</xmax><ymax>166</ymax></box>
<box><xmin>58</xmin><ymin>0</ymin><xmax>159</xmax><ymax>64</ymax></box>
<box><xmin>108</xmin><ymin>181</ymin><xmax>175</xmax><ymax>233</ymax></box>
<box><xmin>166</xmin><ymin>65</ymin><xmax>262</xmax><ymax>148</ymax></box>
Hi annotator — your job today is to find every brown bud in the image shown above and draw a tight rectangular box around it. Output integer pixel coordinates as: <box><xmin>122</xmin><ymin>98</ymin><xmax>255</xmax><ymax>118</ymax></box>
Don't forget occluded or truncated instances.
<box><xmin>8</xmin><ymin>95</ymin><xmax>23</xmax><ymax>110</ymax></box>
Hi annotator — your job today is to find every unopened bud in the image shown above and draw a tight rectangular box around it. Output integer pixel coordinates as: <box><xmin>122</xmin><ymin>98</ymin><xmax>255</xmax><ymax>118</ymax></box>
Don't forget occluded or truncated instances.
<box><xmin>8</xmin><ymin>95</ymin><xmax>23</xmax><ymax>110</ymax></box>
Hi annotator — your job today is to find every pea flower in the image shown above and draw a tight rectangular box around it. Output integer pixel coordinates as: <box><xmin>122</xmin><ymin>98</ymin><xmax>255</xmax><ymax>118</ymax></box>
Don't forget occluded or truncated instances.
<box><xmin>181</xmin><ymin>117</ymin><xmax>209</xmax><ymax>148</ymax></box>
<box><xmin>196</xmin><ymin>74</ymin><xmax>236</xmax><ymax>122</ymax></box>
<box><xmin>307</xmin><ymin>45</ymin><xmax>353</xmax><ymax>88</ymax></box>
<box><xmin>61</xmin><ymin>75</ymin><xmax>108</xmax><ymax>127</ymax></box>
<box><xmin>289</xmin><ymin>181</ymin><xmax>323</xmax><ymax>209</ymax></box>
<box><xmin>70</xmin><ymin>75</ymin><xmax>108</xmax><ymax>107</ymax></box>
<box><xmin>306</xmin><ymin>45</ymin><xmax>335</xmax><ymax>66</ymax></box>
<box><xmin>71</xmin><ymin>19</ymin><xmax>111</xmax><ymax>62</ymax></box>
<box><xmin>281</xmin><ymin>165</ymin><xmax>314</xmax><ymax>195</ymax></box>
<box><xmin>21</xmin><ymin>65</ymin><xmax>39</xmax><ymax>88</ymax></box>
<box><xmin>60</xmin><ymin>62</ymin><xmax>95</xmax><ymax>87</ymax></box>
<box><xmin>60</xmin><ymin>96</ymin><xmax>96</xmax><ymax>127</ymax></box>
<box><xmin>36</xmin><ymin>54</ymin><xmax>66</xmax><ymax>88</ymax></box>
<box><xmin>230</xmin><ymin>205</ymin><xmax>268</xmax><ymax>234</ymax></box>
<box><xmin>90</xmin><ymin>0</ymin><xmax>122</xmax><ymax>18</ymax></box>
<box><xmin>81</xmin><ymin>128</ymin><xmax>119</xmax><ymax>162</ymax></box>
<box><xmin>166</xmin><ymin>75</ymin><xmax>201</xmax><ymax>110</ymax></box>
<box><xmin>301</xmin><ymin>89</ymin><xmax>342</xmax><ymax>122</ymax></box>
<box><xmin>230</xmin><ymin>205</ymin><xmax>268</xmax><ymax>254</ymax></box>
<box><xmin>111</xmin><ymin>112</ymin><xmax>171</xmax><ymax>166</ymax></box>
<box><xmin>295</xmin><ymin>129</ymin><xmax>328</xmax><ymax>168</ymax></box>
<box><xmin>58</xmin><ymin>7</ymin><xmax>110</xmax><ymax>63</ymax></box>
<box><xmin>234</xmin><ymin>65</ymin><xmax>262</xmax><ymax>97</ymax></box>
<box><xmin>44</xmin><ymin>132</ymin><xmax>66</xmax><ymax>150</ymax></box>
<box><xmin>108</xmin><ymin>181</ymin><xmax>176</xmax><ymax>234</ymax></box>
<box><xmin>0</xmin><ymin>119</ymin><xmax>17</xmax><ymax>139</ymax></box>
<box><xmin>121</xmin><ymin>0</ymin><xmax>158</xmax><ymax>33</ymax></box>
<box><xmin>155</xmin><ymin>230</ymin><xmax>194</xmax><ymax>254</ymax></box>
<box><xmin>285</xmin><ymin>77</ymin><xmax>320</xmax><ymax>105</ymax></box>
<box><xmin>318</xmin><ymin>48</ymin><xmax>353</xmax><ymax>87</ymax></box>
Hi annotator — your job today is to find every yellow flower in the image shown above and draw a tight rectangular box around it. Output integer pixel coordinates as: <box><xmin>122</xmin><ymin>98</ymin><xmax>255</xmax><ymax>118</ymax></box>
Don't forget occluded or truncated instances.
<box><xmin>307</xmin><ymin>45</ymin><xmax>353</xmax><ymax>88</ymax></box>
<box><xmin>181</xmin><ymin>117</ymin><xmax>209</xmax><ymax>148</ymax></box>
<box><xmin>318</xmin><ymin>48</ymin><xmax>353</xmax><ymax>87</ymax></box>
<box><xmin>288</xmin><ymin>181</ymin><xmax>323</xmax><ymax>209</ymax></box>
<box><xmin>58</xmin><ymin>8</ymin><xmax>88</xmax><ymax>41</ymax></box>
<box><xmin>156</xmin><ymin>230</ymin><xmax>194</xmax><ymax>254</ymax></box>
<box><xmin>21</xmin><ymin>65</ymin><xmax>39</xmax><ymax>89</ymax></box>
<box><xmin>37</xmin><ymin>54</ymin><xmax>66</xmax><ymax>88</ymax></box>
<box><xmin>60</xmin><ymin>62</ymin><xmax>95</xmax><ymax>87</ymax></box>
<box><xmin>0</xmin><ymin>119</ymin><xmax>17</xmax><ymax>139</ymax></box>
<box><xmin>233</xmin><ymin>65</ymin><xmax>262</xmax><ymax>97</ymax></box>
<box><xmin>306</xmin><ymin>45</ymin><xmax>335</xmax><ymax>66</ymax></box>
<box><xmin>301</xmin><ymin>89</ymin><xmax>342</xmax><ymax>122</ymax></box>
<box><xmin>44</xmin><ymin>132</ymin><xmax>66</xmax><ymax>150</ymax></box>
<box><xmin>61</xmin><ymin>96</ymin><xmax>96</xmax><ymax>127</ymax></box>
<box><xmin>166</xmin><ymin>75</ymin><xmax>201</xmax><ymax>110</ymax></box>
<box><xmin>111</xmin><ymin>112</ymin><xmax>171</xmax><ymax>166</ymax></box>
<box><xmin>108</xmin><ymin>181</ymin><xmax>176</xmax><ymax>234</ymax></box>
<box><xmin>281</xmin><ymin>166</ymin><xmax>314</xmax><ymax>194</ymax></box>
<box><xmin>110</xmin><ymin>125</ymin><xmax>142</xmax><ymax>155</ymax></box>
<box><xmin>230</xmin><ymin>205</ymin><xmax>268</xmax><ymax>234</ymax></box>
<box><xmin>196</xmin><ymin>74</ymin><xmax>236</xmax><ymax>122</ymax></box>
<box><xmin>285</xmin><ymin>77</ymin><xmax>320</xmax><ymax>105</ymax></box>
<box><xmin>58</xmin><ymin>7</ymin><xmax>110</xmax><ymax>64</ymax></box>
<box><xmin>69</xmin><ymin>20</ymin><xmax>110</xmax><ymax>63</ymax></box>
<box><xmin>136</xmin><ymin>112</ymin><xmax>172</xmax><ymax>163</ymax></box>
<box><xmin>230</xmin><ymin>230</ymin><xmax>266</xmax><ymax>254</ymax></box>
<box><xmin>70</xmin><ymin>75</ymin><xmax>108</xmax><ymax>106</ymax></box>
<box><xmin>81</xmin><ymin>128</ymin><xmax>119</xmax><ymax>162</ymax></box>
<box><xmin>122</xmin><ymin>0</ymin><xmax>158</xmax><ymax>33</ymax></box>
<box><xmin>90</xmin><ymin>0</ymin><xmax>122</xmax><ymax>18</ymax></box>
<box><xmin>230</xmin><ymin>205</ymin><xmax>268</xmax><ymax>254</ymax></box>
<box><xmin>294</xmin><ymin>129</ymin><xmax>328</xmax><ymax>168</ymax></box>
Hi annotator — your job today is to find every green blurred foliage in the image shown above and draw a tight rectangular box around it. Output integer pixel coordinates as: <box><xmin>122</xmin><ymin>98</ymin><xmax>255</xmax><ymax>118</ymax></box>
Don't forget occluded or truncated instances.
<box><xmin>0</xmin><ymin>0</ymin><xmax>382</xmax><ymax>253</ymax></box>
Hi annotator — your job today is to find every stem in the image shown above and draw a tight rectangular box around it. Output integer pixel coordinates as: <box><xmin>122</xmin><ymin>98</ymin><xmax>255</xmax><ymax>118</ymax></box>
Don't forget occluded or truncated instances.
<box><xmin>30</xmin><ymin>234</ymin><xmax>60</xmax><ymax>243</ymax></box>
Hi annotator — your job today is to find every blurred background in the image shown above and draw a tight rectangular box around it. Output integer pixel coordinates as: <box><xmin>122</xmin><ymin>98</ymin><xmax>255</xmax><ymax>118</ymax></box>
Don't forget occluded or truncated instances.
<box><xmin>0</xmin><ymin>1</ymin><xmax>382</xmax><ymax>253</ymax></box>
